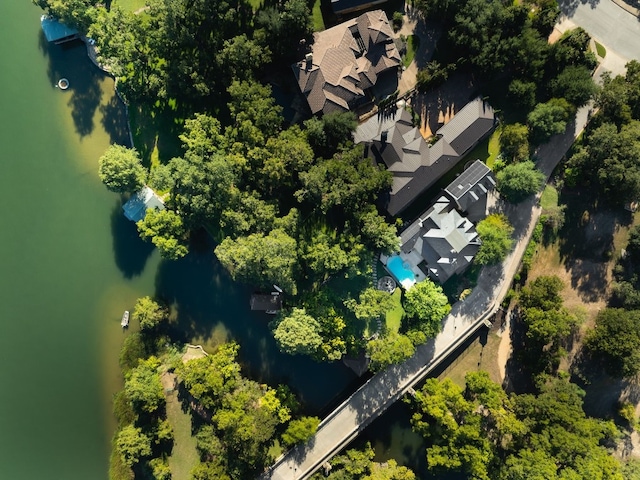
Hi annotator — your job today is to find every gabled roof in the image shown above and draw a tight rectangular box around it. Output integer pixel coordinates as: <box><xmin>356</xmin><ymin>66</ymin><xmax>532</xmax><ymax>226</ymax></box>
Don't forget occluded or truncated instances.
<box><xmin>355</xmin><ymin>97</ymin><xmax>497</xmax><ymax>216</ymax></box>
<box><xmin>292</xmin><ymin>11</ymin><xmax>401</xmax><ymax>115</ymax></box>
<box><xmin>400</xmin><ymin>197</ymin><xmax>480</xmax><ymax>283</ymax></box>
<box><xmin>122</xmin><ymin>186</ymin><xmax>165</xmax><ymax>223</ymax></box>
<box><xmin>444</xmin><ymin>159</ymin><xmax>496</xmax><ymax>212</ymax></box>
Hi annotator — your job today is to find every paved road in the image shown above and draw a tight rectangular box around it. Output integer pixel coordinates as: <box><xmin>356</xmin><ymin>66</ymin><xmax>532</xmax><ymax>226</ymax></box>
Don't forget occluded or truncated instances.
<box><xmin>559</xmin><ymin>0</ymin><xmax>640</xmax><ymax>62</ymax></box>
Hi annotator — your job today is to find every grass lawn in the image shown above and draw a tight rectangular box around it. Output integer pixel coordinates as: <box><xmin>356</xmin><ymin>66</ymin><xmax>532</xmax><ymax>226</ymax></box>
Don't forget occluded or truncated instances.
<box><xmin>595</xmin><ymin>41</ymin><xmax>607</xmax><ymax>58</ymax></box>
<box><xmin>385</xmin><ymin>288</ymin><xmax>404</xmax><ymax>333</ymax></box>
<box><xmin>402</xmin><ymin>35</ymin><xmax>420</xmax><ymax>68</ymax></box>
<box><xmin>113</xmin><ymin>0</ymin><xmax>148</xmax><ymax>12</ymax></box>
<box><xmin>438</xmin><ymin>326</ymin><xmax>502</xmax><ymax>388</ymax></box>
<box><xmin>465</xmin><ymin>128</ymin><xmax>501</xmax><ymax>169</ymax></box>
<box><xmin>312</xmin><ymin>0</ymin><xmax>325</xmax><ymax>31</ymax></box>
<box><xmin>129</xmin><ymin>102</ymin><xmax>184</xmax><ymax>170</ymax></box>
<box><xmin>166</xmin><ymin>390</ymin><xmax>199</xmax><ymax>480</ymax></box>
<box><xmin>540</xmin><ymin>185</ymin><xmax>558</xmax><ymax>211</ymax></box>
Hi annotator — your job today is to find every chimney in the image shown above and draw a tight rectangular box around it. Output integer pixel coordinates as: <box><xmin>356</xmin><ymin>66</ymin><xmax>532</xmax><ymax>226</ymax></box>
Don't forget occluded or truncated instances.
<box><xmin>381</xmin><ymin>130</ymin><xmax>388</xmax><ymax>144</ymax></box>
<box><xmin>305</xmin><ymin>53</ymin><xmax>313</xmax><ymax>70</ymax></box>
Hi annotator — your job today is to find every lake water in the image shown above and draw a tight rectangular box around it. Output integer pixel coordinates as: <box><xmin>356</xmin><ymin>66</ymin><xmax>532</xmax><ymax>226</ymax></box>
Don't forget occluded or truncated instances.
<box><xmin>0</xmin><ymin>3</ymin><xmax>356</xmax><ymax>479</ymax></box>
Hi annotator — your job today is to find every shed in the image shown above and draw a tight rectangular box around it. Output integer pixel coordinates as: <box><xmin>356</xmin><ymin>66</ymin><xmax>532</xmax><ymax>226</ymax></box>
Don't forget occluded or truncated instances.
<box><xmin>122</xmin><ymin>186</ymin><xmax>165</xmax><ymax>223</ymax></box>
<box><xmin>40</xmin><ymin>15</ymin><xmax>79</xmax><ymax>44</ymax></box>
<box><xmin>250</xmin><ymin>293</ymin><xmax>283</xmax><ymax>314</ymax></box>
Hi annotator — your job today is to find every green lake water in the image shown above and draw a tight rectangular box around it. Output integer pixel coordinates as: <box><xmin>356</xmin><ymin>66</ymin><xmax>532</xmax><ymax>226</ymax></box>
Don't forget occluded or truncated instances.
<box><xmin>0</xmin><ymin>3</ymin><xmax>356</xmax><ymax>479</ymax></box>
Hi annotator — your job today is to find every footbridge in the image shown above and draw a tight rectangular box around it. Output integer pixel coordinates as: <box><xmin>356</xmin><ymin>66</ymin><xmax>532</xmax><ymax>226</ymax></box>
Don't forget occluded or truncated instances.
<box><xmin>261</xmin><ymin>103</ymin><xmax>591</xmax><ymax>480</ymax></box>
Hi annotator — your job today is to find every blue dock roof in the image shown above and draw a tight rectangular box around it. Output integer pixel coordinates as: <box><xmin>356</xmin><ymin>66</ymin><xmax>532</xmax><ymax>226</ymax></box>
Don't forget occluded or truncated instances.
<box><xmin>123</xmin><ymin>186</ymin><xmax>165</xmax><ymax>223</ymax></box>
<box><xmin>40</xmin><ymin>15</ymin><xmax>79</xmax><ymax>43</ymax></box>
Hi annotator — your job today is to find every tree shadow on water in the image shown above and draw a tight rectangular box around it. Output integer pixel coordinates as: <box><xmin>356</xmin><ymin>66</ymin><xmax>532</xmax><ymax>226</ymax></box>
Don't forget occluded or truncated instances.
<box><xmin>110</xmin><ymin>200</ymin><xmax>154</xmax><ymax>278</ymax></box>
<box><xmin>153</xmin><ymin>233</ymin><xmax>358</xmax><ymax>413</ymax></box>
<box><xmin>37</xmin><ymin>32</ymin><xmax>104</xmax><ymax>138</ymax></box>
<box><xmin>100</xmin><ymin>95</ymin><xmax>131</xmax><ymax>146</ymax></box>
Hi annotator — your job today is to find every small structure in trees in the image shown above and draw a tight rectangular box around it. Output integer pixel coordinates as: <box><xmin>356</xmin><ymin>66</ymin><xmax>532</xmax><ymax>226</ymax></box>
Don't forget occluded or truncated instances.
<box><xmin>250</xmin><ymin>292</ymin><xmax>283</xmax><ymax>314</ymax></box>
<box><xmin>122</xmin><ymin>186</ymin><xmax>165</xmax><ymax>223</ymax></box>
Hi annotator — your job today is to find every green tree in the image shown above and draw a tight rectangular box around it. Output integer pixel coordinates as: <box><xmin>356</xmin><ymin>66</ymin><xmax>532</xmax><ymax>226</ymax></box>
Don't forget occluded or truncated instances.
<box><xmin>365</xmin><ymin>460</ymin><xmax>416</xmax><ymax>480</ymax></box>
<box><xmin>98</xmin><ymin>144</ymin><xmax>147</xmax><ymax>194</ymax></box>
<box><xmin>499</xmin><ymin>123</ymin><xmax>530</xmax><ymax>163</ymax></box>
<box><xmin>115</xmin><ymin>424</ymin><xmax>152</xmax><ymax>467</ymax></box>
<box><xmin>551</xmin><ymin>65</ymin><xmax>599</xmax><ymax>108</ymax></box>
<box><xmin>180</xmin><ymin>114</ymin><xmax>227</xmax><ymax>159</ymax></box>
<box><xmin>149</xmin><ymin>458</ymin><xmax>172</xmax><ymax>480</ymax></box>
<box><xmin>403</xmin><ymin>279</ymin><xmax>451</xmax><ymax>339</ymax></box>
<box><xmin>305</xmin><ymin>111</ymin><xmax>358</xmax><ymax>159</ymax></box>
<box><xmin>137</xmin><ymin>208</ymin><xmax>189</xmax><ymax>260</ymax></box>
<box><xmin>508</xmin><ymin>80</ymin><xmax>537</xmax><ymax>111</ymax></box>
<box><xmin>273</xmin><ymin>308</ymin><xmax>323</xmax><ymax>356</ymax></box>
<box><xmin>345</xmin><ymin>288</ymin><xmax>396</xmax><ymax>322</ymax></box>
<box><xmin>296</xmin><ymin>146</ymin><xmax>392</xmax><ymax>214</ymax></box>
<box><xmin>34</xmin><ymin>0</ymin><xmax>99</xmax><ymax>32</ymax></box>
<box><xmin>519</xmin><ymin>275</ymin><xmax>564</xmax><ymax>311</ymax></box>
<box><xmin>227</xmin><ymin>80</ymin><xmax>283</xmax><ymax>150</ymax></box>
<box><xmin>366</xmin><ymin>332</ymin><xmax>415</xmax><ymax>371</ymax></box>
<box><xmin>177</xmin><ymin>343</ymin><xmax>241</xmax><ymax>410</ymax></box>
<box><xmin>357</xmin><ymin>206</ymin><xmax>400</xmax><ymax>255</ymax></box>
<box><xmin>475</xmin><ymin>214</ymin><xmax>514</xmax><ymax>265</ymax></box>
<box><xmin>217</xmin><ymin>34</ymin><xmax>271</xmax><ymax>84</ymax></box>
<box><xmin>586</xmin><ymin>308</ymin><xmax>640</xmax><ymax>377</ymax></box>
<box><xmin>124</xmin><ymin>356</ymin><xmax>165</xmax><ymax>414</ymax></box>
<box><xmin>215</xmin><ymin>228</ymin><xmax>298</xmax><ymax>294</ymax></box>
<box><xmin>255</xmin><ymin>0</ymin><xmax>313</xmax><ymax>60</ymax></box>
<box><xmin>281</xmin><ymin>416</ymin><xmax>320</xmax><ymax>447</ymax></box>
<box><xmin>131</xmin><ymin>296</ymin><xmax>167</xmax><ymax>331</ymax></box>
<box><xmin>527</xmin><ymin>98</ymin><xmax>571</xmax><ymax>143</ymax></box>
<box><xmin>496</xmin><ymin>160</ymin><xmax>545</xmax><ymax>203</ymax></box>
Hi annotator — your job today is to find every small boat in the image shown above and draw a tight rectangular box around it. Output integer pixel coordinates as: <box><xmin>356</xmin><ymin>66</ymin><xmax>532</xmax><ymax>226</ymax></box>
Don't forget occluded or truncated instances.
<box><xmin>121</xmin><ymin>310</ymin><xmax>130</xmax><ymax>328</ymax></box>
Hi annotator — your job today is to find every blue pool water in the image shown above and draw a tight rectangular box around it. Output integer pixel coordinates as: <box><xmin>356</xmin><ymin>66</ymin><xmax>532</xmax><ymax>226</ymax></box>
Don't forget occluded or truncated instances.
<box><xmin>386</xmin><ymin>255</ymin><xmax>416</xmax><ymax>287</ymax></box>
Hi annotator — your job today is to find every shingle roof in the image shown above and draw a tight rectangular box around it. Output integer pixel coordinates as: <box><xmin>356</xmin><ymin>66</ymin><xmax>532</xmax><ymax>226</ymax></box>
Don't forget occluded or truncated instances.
<box><xmin>354</xmin><ymin>98</ymin><xmax>497</xmax><ymax>216</ymax></box>
<box><xmin>292</xmin><ymin>11</ymin><xmax>401</xmax><ymax>115</ymax></box>
<box><xmin>400</xmin><ymin>197</ymin><xmax>480</xmax><ymax>283</ymax></box>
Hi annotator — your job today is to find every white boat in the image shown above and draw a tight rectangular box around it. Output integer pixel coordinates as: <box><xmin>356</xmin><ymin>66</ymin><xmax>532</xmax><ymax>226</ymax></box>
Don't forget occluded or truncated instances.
<box><xmin>121</xmin><ymin>310</ymin><xmax>130</xmax><ymax>328</ymax></box>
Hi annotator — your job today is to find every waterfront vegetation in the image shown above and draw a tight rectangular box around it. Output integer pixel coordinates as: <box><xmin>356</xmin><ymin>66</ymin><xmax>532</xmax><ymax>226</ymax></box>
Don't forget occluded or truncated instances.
<box><xmin>31</xmin><ymin>0</ymin><xmax>640</xmax><ymax>478</ymax></box>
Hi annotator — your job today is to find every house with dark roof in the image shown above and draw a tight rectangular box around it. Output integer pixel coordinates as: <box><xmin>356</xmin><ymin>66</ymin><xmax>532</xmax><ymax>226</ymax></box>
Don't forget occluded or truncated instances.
<box><xmin>382</xmin><ymin>195</ymin><xmax>481</xmax><ymax>285</ymax></box>
<box><xmin>122</xmin><ymin>186</ymin><xmax>165</xmax><ymax>223</ymax></box>
<box><xmin>444</xmin><ymin>159</ymin><xmax>496</xmax><ymax>222</ymax></box>
<box><xmin>355</xmin><ymin>97</ymin><xmax>497</xmax><ymax>216</ymax></box>
<box><xmin>292</xmin><ymin>10</ymin><xmax>401</xmax><ymax>116</ymax></box>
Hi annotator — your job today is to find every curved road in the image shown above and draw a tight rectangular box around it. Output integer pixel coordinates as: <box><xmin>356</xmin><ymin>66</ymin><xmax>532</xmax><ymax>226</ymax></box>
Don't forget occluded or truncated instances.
<box><xmin>559</xmin><ymin>0</ymin><xmax>640</xmax><ymax>62</ymax></box>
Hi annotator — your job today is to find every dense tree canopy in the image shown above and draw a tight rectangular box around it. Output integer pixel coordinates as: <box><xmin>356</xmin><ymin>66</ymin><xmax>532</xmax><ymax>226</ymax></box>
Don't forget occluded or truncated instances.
<box><xmin>273</xmin><ymin>308</ymin><xmax>324</xmax><ymax>356</ymax></box>
<box><xmin>496</xmin><ymin>161</ymin><xmax>545</xmax><ymax>203</ymax></box>
<box><xmin>137</xmin><ymin>208</ymin><xmax>189</xmax><ymax>259</ymax></box>
<box><xmin>281</xmin><ymin>416</ymin><xmax>320</xmax><ymax>447</ymax></box>
<box><xmin>366</xmin><ymin>332</ymin><xmax>416</xmax><ymax>371</ymax></box>
<box><xmin>124</xmin><ymin>356</ymin><xmax>165</xmax><ymax>414</ymax></box>
<box><xmin>527</xmin><ymin>99</ymin><xmax>571</xmax><ymax>143</ymax></box>
<box><xmin>408</xmin><ymin>372</ymin><xmax>622</xmax><ymax>480</ymax></box>
<box><xmin>586</xmin><ymin>308</ymin><xmax>640</xmax><ymax>378</ymax></box>
<box><xmin>115</xmin><ymin>424</ymin><xmax>152</xmax><ymax>468</ymax></box>
<box><xmin>499</xmin><ymin>123</ymin><xmax>530</xmax><ymax>163</ymax></box>
<box><xmin>475</xmin><ymin>214</ymin><xmax>514</xmax><ymax>265</ymax></box>
<box><xmin>403</xmin><ymin>280</ymin><xmax>451</xmax><ymax>331</ymax></box>
<box><xmin>131</xmin><ymin>296</ymin><xmax>167</xmax><ymax>331</ymax></box>
<box><xmin>98</xmin><ymin>145</ymin><xmax>147</xmax><ymax>194</ymax></box>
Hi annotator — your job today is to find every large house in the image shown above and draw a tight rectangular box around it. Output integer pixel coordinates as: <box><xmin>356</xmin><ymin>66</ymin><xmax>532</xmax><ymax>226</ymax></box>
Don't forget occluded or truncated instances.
<box><xmin>292</xmin><ymin>10</ymin><xmax>401</xmax><ymax>116</ymax></box>
<box><xmin>381</xmin><ymin>160</ymin><xmax>496</xmax><ymax>286</ymax></box>
<box><xmin>355</xmin><ymin>97</ymin><xmax>497</xmax><ymax>216</ymax></box>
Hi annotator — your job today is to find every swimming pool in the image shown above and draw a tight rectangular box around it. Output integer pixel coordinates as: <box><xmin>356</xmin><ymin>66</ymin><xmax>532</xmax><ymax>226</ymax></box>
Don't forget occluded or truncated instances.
<box><xmin>386</xmin><ymin>255</ymin><xmax>416</xmax><ymax>289</ymax></box>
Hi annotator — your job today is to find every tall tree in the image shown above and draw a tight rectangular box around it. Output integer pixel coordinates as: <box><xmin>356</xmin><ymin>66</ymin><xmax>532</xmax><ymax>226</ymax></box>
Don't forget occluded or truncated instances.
<box><xmin>475</xmin><ymin>214</ymin><xmax>514</xmax><ymax>265</ymax></box>
<box><xmin>586</xmin><ymin>308</ymin><xmax>640</xmax><ymax>377</ymax></box>
<box><xmin>124</xmin><ymin>356</ymin><xmax>165</xmax><ymax>414</ymax></box>
<box><xmin>131</xmin><ymin>296</ymin><xmax>167</xmax><ymax>331</ymax></box>
<box><xmin>496</xmin><ymin>160</ymin><xmax>545</xmax><ymax>203</ymax></box>
<box><xmin>273</xmin><ymin>308</ymin><xmax>324</xmax><ymax>356</ymax></box>
<box><xmin>115</xmin><ymin>425</ymin><xmax>152</xmax><ymax>467</ymax></box>
<box><xmin>215</xmin><ymin>228</ymin><xmax>299</xmax><ymax>294</ymax></box>
<box><xmin>403</xmin><ymin>279</ymin><xmax>451</xmax><ymax>341</ymax></box>
<box><xmin>137</xmin><ymin>208</ymin><xmax>189</xmax><ymax>260</ymax></box>
<box><xmin>98</xmin><ymin>144</ymin><xmax>148</xmax><ymax>194</ymax></box>
<box><xmin>366</xmin><ymin>332</ymin><xmax>415</xmax><ymax>371</ymax></box>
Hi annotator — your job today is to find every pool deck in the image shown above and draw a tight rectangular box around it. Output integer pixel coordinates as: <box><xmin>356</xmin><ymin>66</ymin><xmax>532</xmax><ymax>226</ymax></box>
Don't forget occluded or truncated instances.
<box><xmin>380</xmin><ymin>252</ymin><xmax>426</xmax><ymax>289</ymax></box>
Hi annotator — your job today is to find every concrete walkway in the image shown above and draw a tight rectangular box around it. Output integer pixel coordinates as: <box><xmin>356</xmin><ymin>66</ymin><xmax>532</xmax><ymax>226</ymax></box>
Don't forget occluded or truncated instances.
<box><xmin>262</xmin><ymin>99</ymin><xmax>591</xmax><ymax>478</ymax></box>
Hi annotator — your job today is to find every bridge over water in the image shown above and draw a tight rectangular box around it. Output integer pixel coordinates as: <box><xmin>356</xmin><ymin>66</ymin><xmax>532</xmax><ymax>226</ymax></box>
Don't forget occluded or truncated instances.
<box><xmin>261</xmin><ymin>103</ymin><xmax>591</xmax><ymax>480</ymax></box>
